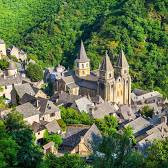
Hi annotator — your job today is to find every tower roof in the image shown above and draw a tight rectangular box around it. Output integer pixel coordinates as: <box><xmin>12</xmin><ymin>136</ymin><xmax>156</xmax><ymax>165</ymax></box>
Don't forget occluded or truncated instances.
<box><xmin>117</xmin><ymin>50</ymin><xmax>129</xmax><ymax>68</ymax></box>
<box><xmin>76</xmin><ymin>40</ymin><xmax>90</xmax><ymax>63</ymax></box>
<box><xmin>100</xmin><ymin>51</ymin><xmax>114</xmax><ymax>72</ymax></box>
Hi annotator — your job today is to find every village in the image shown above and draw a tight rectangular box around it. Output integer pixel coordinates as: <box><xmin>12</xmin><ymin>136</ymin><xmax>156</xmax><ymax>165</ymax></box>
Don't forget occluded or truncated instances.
<box><xmin>0</xmin><ymin>38</ymin><xmax>168</xmax><ymax>157</ymax></box>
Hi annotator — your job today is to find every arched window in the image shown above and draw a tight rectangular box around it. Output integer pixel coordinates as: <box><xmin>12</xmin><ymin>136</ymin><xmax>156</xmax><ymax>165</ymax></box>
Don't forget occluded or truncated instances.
<box><xmin>82</xmin><ymin>71</ymin><xmax>85</xmax><ymax>75</ymax></box>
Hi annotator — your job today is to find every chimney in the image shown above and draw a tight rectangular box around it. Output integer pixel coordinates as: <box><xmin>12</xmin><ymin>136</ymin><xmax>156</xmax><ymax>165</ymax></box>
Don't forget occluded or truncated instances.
<box><xmin>36</xmin><ymin>99</ymin><xmax>39</xmax><ymax>108</ymax></box>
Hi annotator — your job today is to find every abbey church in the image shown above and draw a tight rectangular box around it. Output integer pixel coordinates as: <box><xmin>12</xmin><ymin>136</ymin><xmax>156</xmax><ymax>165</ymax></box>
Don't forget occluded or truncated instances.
<box><xmin>56</xmin><ymin>41</ymin><xmax>131</xmax><ymax>105</ymax></box>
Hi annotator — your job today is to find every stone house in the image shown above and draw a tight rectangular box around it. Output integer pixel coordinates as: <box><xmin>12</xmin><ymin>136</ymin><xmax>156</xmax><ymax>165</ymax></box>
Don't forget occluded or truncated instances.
<box><xmin>16</xmin><ymin>102</ymin><xmax>40</xmax><ymax>125</ymax></box>
<box><xmin>35</xmin><ymin>97</ymin><xmax>61</xmax><ymax>122</ymax></box>
<box><xmin>61</xmin><ymin>124</ymin><xmax>102</xmax><ymax>156</ymax></box>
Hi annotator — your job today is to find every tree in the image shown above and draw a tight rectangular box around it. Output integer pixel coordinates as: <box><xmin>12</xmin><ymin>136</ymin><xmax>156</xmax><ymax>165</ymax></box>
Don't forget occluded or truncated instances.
<box><xmin>140</xmin><ymin>106</ymin><xmax>153</xmax><ymax>118</ymax></box>
<box><xmin>39</xmin><ymin>153</ymin><xmax>90</xmax><ymax>168</ymax></box>
<box><xmin>95</xmin><ymin>115</ymin><xmax>118</xmax><ymax>135</ymax></box>
<box><xmin>93</xmin><ymin>132</ymin><xmax>144</xmax><ymax>168</ymax></box>
<box><xmin>0</xmin><ymin>59</ymin><xmax>9</xmax><ymax>70</ymax></box>
<box><xmin>5</xmin><ymin>111</ymin><xmax>43</xmax><ymax>168</ymax></box>
<box><xmin>0</xmin><ymin>120</ymin><xmax>18</xmax><ymax>168</ymax></box>
<box><xmin>144</xmin><ymin>139</ymin><xmax>168</xmax><ymax>168</ymax></box>
<box><xmin>26</xmin><ymin>63</ymin><xmax>43</xmax><ymax>82</ymax></box>
<box><xmin>44</xmin><ymin>130</ymin><xmax>62</xmax><ymax>148</ymax></box>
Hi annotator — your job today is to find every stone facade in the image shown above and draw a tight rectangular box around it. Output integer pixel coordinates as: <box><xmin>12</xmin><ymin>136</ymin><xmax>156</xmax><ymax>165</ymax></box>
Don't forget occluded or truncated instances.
<box><xmin>57</xmin><ymin>41</ymin><xmax>131</xmax><ymax>105</ymax></box>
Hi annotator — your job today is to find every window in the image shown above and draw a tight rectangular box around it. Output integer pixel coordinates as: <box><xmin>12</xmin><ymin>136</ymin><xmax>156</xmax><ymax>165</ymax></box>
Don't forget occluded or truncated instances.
<box><xmin>86</xmin><ymin>63</ymin><xmax>88</xmax><ymax>67</ymax></box>
<box><xmin>82</xmin><ymin>64</ymin><xmax>84</xmax><ymax>68</ymax></box>
<box><xmin>82</xmin><ymin>71</ymin><xmax>85</xmax><ymax>75</ymax></box>
<box><xmin>38</xmin><ymin>132</ymin><xmax>40</xmax><ymax>135</ymax></box>
<box><xmin>50</xmin><ymin>113</ymin><xmax>55</xmax><ymax>117</ymax></box>
<box><xmin>109</xmin><ymin>73</ymin><xmax>111</xmax><ymax>78</ymax></box>
<box><xmin>124</xmin><ymin>70</ymin><xmax>127</xmax><ymax>74</ymax></box>
<box><xmin>120</xmin><ymin>90</ymin><xmax>123</xmax><ymax>96</ymax></box>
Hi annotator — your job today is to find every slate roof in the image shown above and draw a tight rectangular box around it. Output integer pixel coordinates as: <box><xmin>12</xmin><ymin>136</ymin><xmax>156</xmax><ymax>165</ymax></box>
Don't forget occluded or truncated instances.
<box><xmin>75</xmin><ymin>97</ymin><xmax>94</xmax><ymax>112</ymax></box>
<box><xmin>19</xmin><ymin>93</ymin><xmax>36</xmax><ymax>104</ymax></box>
<box><xmin>62</xmin><ymin>75</ymin><xmax>76</xmax><ymax>85</ymax></box>
<box><xmin>91</xmin><ymin>95</ymin><xmax>104</xmax><ymax>104</ymax></box>
<box><xmin>45</xmin><ymin>119</ymin><xmax>61</xmax><ymax>133</ymax></box>
<box><xmin>75</xmin><ymin>41</ymin><xmax>90</xmax><ymax>63</ymax></box>
<box><xmin>118</xmin><ymin>105</ymin><xmax>136</xmax><ymax>121</ymax></box>
<box><xmin>100</xmin><ymin>51</ymin><xmax>114</xmax><ymax>72</ymax></box>
<box><xmin>117</xmin><ymin>50</ymin><xmax>129</xmax><ymax>68</ymax></box>
<box><xmin>31</xmin><ymin>121</ymin><xmax>46</xmax><ymax>133</ymax></box>
<box><xmin>36</xmin><ymin>97</ymin><xmax>60</xmax><ymax>115</ymax></box>
<box><xmin>67</xmin><ymin>83</ymin><xmax>79</xmax><ymax>89</ymax></box>
<box><xmin>62</xmin><ymin>124</ymin><xmax>102</xmax><ymax>151</ymax></box>
<box><xmin>16</xmin><ymin>102</ymin><xmax>40</xmax><ymax>118</ymax></box>
<box><xmin>51</xmin><ymin>91</ymin><xmax>81</xmax><ymax>106</ymax></box>
<box><xmin>0</xmin><ymin>75</ymin><xmax>22</xmax><ymax>86</ymax></box>
<box><xmin>92</xmin><ymin>102</ymin><xmax>116</xmax><ymax>119</ymax></box>
<box><xmin>77</xmin><ymin>80</ymin><xmax>97</xmax><ymax>90</ymax></box>
<box><xmin>125</xmin><ymin>117</ymin><xmax>151</xmax><ymax>136</ymax></box>
<box><xmin>14</xmin><ymin>83</ymin><xmax>35</xmax><ymax>98</ymax></box>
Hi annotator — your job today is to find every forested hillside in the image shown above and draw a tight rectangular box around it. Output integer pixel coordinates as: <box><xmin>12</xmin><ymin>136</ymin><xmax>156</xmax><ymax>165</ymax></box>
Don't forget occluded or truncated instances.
<box><xmin>0</xmin><ymin>0</ymin><xmax>168</xmax><ymax>95</ymax></box>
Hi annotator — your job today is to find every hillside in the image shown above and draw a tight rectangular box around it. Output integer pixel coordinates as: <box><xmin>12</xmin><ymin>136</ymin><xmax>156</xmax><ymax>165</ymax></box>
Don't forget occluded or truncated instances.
<box><xmin>0</xmin><ymin>0</ymin><xmax>168</xmax><ymax>95</ymax></box>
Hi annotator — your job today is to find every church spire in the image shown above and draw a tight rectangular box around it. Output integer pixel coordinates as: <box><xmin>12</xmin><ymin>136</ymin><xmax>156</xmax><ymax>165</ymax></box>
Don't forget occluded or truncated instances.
<box><xmin>100</xmin><ymin>50</ymin><xmax>114</xmax><ymax>72</ymax></box>
<box><xmin>117</xmin><ymin>49</ymin><xmax>129</xmax><ymax>68</ymax></box>
<box><xmin>76</xmin><ymin>40</ymin><xmax>90</xmax><ymax>63</ymax></box>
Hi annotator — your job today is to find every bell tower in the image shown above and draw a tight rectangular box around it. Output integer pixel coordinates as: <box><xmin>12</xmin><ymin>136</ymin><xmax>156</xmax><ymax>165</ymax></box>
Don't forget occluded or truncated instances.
<box><xmin>75</xmin><ymin>40</ymin><xmax>90</xmax><ymax>77</ymax></box>
<box><xmin>116</xmin><ymin>49</ymin><xmax>131</xmax><ymax>105</ymax></box>
<box><xmin>98</xmin><ymin>51</ymin><xmax>115</xmax><ymax>102</ymax></box>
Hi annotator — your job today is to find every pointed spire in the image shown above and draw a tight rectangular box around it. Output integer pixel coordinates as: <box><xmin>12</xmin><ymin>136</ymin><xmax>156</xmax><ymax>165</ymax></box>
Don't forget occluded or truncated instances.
<box><xmin>76</xmin><ymin>40</ymin><xmax>90</xmax><ymax>62</ymax></box>
<box><xmin>117</xmin><ymin>49</ymin><xmax>129</xmax><ymax>68</ymax></box>
<box><xmin>100</xmin><ymin>50</ymin><xmax>114</xmax><ymax>72</ymax></box>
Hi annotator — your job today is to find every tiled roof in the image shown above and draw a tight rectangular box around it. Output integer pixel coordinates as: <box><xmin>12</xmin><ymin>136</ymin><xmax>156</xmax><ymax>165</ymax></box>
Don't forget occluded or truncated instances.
<box><xmin>14</xmin><ymin>83</ymin><xmax>35</xmax><ymax>98</ymax></box>
<box><xmin>36</xmin><ymin>97</ymin><xmax>60</xmax><ymax>115</ymax></box>
<box><xmin>75</xmin><ymin>41</ymin><xmax>90</xmax><ymax>63</ymax></box>
<box><xmin>0</xmin><ymin>75</ymin><xmax>22</xmax><ymax>86</ymax></box>
<box><xmin>31</xmin><ymin>122</ymin><xmax>46</xmax><ymax>133</ymax></box>
<box><xmin>62</xmin><ymin>124</ymin><xmax>102</xmax><ymax>150</ymax></box>
<box><xmin>117</xmin><ymin>50</ymin><xmax>129</xmax><ymax>68</ymax></box>
<box><xmin>125</xmin><ymin>117</ymin><xmax>151</xmax><ymax>135</ymax></box>
<box><xmin>100</xmin><ymin>51</ymin><xmax>114</xmax><ymax>72</ymax></box>
<box><xmin>45</xmin><ymin>120</ymin><xmax>61</xmax><ymax>133</ymax></box>
<box><xmin>16</xmin><ymin>102</ymin><xmax>40</xmax><ymax>118</ymax></box>
<box><xmin>92</xmin><ymin>102</ymin><xmax>116</xmax><ymax>119</ymax></box>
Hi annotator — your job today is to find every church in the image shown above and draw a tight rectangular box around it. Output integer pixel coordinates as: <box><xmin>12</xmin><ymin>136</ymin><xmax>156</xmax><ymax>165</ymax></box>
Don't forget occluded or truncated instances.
<box><xmin>56</xmin><ymin>41</ymin><xmax>131</xmax><ymax>105</ymax></box>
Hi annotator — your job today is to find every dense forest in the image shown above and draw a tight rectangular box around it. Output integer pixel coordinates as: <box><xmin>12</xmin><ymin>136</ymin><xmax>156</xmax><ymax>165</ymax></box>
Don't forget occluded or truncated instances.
<box><xmin>0</xmin><ymin>0</ymin><xmax>168</xmax><ymax>95</ymax></box>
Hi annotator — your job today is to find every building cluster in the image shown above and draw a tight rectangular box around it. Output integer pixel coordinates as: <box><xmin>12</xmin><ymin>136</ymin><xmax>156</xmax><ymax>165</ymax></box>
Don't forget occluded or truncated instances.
<box><xmin>0</xmin><ymin>39</ymin><xmax>168</xmax><ymax>156</ymax></box>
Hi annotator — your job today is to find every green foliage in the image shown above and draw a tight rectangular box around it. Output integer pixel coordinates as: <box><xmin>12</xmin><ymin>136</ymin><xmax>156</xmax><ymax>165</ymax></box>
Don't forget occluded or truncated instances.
<box><xmin>93</xmin><ymin>132</ymin><xmax>144</xmax><ymax>168</ymax></box>
<box><xmin>61</xmin><ymin>107</ymin><xmax>94</xmax><ymax>125</ymax></box>
<box><xmin>95</xmin><ymin>115</ymin><xmax>118</xmax><ymax>135</ymax></box>
<box><xmin>140</xmin><ymin>105</ymin><xmax>154</xmax><ymax>118</ymax></box>
<box><xmin>0</xmin><ymin>59</ymin><xmax>9</xmax><ymax>70</ymax></box>
<box><xmin>145</xmin><ymin>138</ymin><xmax>168</xmax><ymax>168</ymax></box>
<box><xmin>44</xmin><ymin>130</ymin><xmax>62</xmax><ymax>148</ymax></box>
<box><xmin>4</xmin><ymin>111</ymin><xmax>43</xmax><ymax>168</ymax></box>
<box><xmin>0</xmin><ymin>120</ymin><xmax>18</xmax><ymax>168</ymax></box>
<box><xmin>57</xmin><ymin>119</ymin><xmax>66</xmax><ymax>132</ymax></box>
<box><xmin>0</xmin><ymin>0</ymin><xmax>167</xmax><ymax>96</ymax></box>
<box><xmin>39</xmin><ymin>153</ymin><xmax>90</xmax><ymax>168</ymax></box>
<box><xmin>26</xmin><ymin>63</ymin><xmax>43</xmax><ymax>82</ymax></box>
